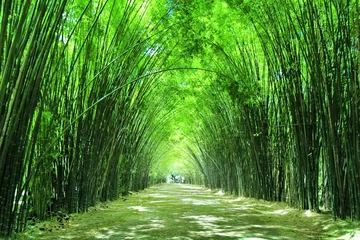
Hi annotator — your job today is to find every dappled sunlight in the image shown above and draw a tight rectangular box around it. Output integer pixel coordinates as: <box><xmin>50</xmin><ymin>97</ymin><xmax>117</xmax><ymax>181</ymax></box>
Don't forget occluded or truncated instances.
<box><xmin>94</xmin><ymin>228</ymin><xmax>117</xmax><ymax>239</ymax></box>
<box><xmin>17</xmin><ymin>184</ymin><xmax>360</xmax><ymax>240</ymax></box>
<box><xmin>179</xmin><ymin>184</ymin><xmax>202</xmax><ymax>189</ymax></box>
<box><xmin>181</xmin><ymin>198</ymin><xmax>221</xmax><ymax>205</ymax></box>
<box><xmin>148</xmin><ymin>200</ymin><xmax>166</xmax><ymax>204</ymax></box>
<box><xmin>146</xmin><ymin>193</ymin><xmax>170</xmax><ymax>198</ymax></box>
<box><xmin>230</xmin><ymin>204</ymin><xmax>256</xmax><ymax>210</ymax></box>
<box><xmin>178</xmin><ymin>185</ymin><xmax>204</xmax><ymax>192</ymax></box>
<box><xmin>272</xmin><ymin>210</ymin><xmax>289</xmax><ymax>215</ymax></box>
<box><xmin>170</xmin><ymin>237</ymin><xmax>193</xmax><ymax>240</ymax></box>
<box><xmin>182</xmin><ymin>215</ymin><xmax>228</xmax><ymax>223</ymax></box>
<box><xmin>128</xmin><ymin>222</ymin><xmax>165</xmax><ymax>232</ymax></box>
<box><xmin>128</xmin><ymin>206</ymin><xmax>150</xmax><ymax>212</ymax></box>
<box><xmin>226</xmin><ymin>197</ymin><xmax>246</xmax><ymax>203</ymax></box>
<box><xmin>304</xmin><ymin>210</ymin><xmax>313</xmax><ymax>217</ymax></box>
<box><xmin>214</xmin><ymin>190</ymin><xmax>225</xmax><ymax>196</ymax></box>
<box><xmin>185</xmin><ymin>219</ymin><xmax>294</xmax><ymax>239</ymax></box>
<box><xmin>338</xmin><ymin>230</ymin><xmax>360</xmax><ymax>239</ymax></box>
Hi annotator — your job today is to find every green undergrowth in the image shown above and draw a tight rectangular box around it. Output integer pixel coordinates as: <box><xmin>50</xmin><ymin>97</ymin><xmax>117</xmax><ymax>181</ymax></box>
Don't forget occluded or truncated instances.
<box><xmin>16</xmin><ymin>184</ymin><xmax>360</xmax><ymax>239</ymax></box>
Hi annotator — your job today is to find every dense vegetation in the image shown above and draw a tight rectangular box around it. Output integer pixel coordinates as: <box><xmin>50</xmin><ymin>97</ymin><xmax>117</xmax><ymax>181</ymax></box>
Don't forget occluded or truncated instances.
<box><xmin>0</xmin><ymin>0</ymin><xmax>359</xmax><ymax>237</ymax></box>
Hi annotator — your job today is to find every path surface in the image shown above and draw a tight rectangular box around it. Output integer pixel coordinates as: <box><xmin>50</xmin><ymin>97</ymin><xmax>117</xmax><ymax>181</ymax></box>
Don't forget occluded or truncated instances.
<box><xmin>18</xmin><ymin>184</ymin><xmax>359</xmax><ymax>239</ymax></box>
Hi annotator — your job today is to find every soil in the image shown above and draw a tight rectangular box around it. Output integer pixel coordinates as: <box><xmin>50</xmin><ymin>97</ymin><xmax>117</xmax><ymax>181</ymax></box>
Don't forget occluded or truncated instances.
<box><xmin>16</xmin><ymin>184</ymin><xmax>360</xmax><ymax>239</ymax></box>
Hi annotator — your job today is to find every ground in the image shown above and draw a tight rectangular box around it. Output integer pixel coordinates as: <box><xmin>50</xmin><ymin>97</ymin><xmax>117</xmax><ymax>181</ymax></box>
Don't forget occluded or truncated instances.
<box><xmin>17</xmin><ymin>184</ymin><xmax>360</xmax><ymax>239</ymax></box>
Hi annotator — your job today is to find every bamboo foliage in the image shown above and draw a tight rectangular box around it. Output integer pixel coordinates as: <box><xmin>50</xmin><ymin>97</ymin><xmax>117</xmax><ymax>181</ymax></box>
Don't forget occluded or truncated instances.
<box><xmin>0</xmin><ymin>0</ymin><xmax>173</xmax><ymax>236</ymax></box>
<box><xmin>1</xmin><ymin>0</ymin><xmax>359</xmax><ymax>237</ymax></box>
<box><xmin>0</xmin><ymin>0</ymin><xmax>68</xmax><ymax>235</ymax></box>
<box><xmin>252</xmin><ymin>0</ymin><xmax>360</xmax><ymax>218</ymax></box>
<box><xmin>188</xmin><ymin>41</ymin><xmax>272</xmax><ymax>200</ymax></box>
<box><xmin>187</xmin><ymin>0</ymin><xmax>359</xmax><ymax>221</ymax></box>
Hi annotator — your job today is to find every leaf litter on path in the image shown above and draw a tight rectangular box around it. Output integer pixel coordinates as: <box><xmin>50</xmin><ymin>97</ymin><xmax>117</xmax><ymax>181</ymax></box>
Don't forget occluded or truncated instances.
<box><xmin>16</xmin><ymin>184</ymin><xmax>360</xmax><ymax>239</ymax></box>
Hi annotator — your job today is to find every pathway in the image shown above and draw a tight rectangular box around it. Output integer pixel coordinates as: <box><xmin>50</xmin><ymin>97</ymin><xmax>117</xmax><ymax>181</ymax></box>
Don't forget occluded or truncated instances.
<box><xmin>18</xmin><ymin>184</ymin><xmax>359</xmax><ymax>239</ymax></box>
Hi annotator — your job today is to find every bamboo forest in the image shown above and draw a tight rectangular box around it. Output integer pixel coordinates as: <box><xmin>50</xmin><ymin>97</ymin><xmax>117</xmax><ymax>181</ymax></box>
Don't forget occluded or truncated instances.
<box><xmin>1</xmin><ymin>0</ymin><xmax>360</xmax><ymax>239</ymax></box>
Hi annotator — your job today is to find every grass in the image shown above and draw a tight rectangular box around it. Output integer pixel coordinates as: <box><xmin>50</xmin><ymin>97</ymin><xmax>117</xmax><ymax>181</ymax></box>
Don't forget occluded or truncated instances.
<box><xmin>16</xmin><ymin>184</ymin><xmax>360</xmax><ymax>239</ymax></box>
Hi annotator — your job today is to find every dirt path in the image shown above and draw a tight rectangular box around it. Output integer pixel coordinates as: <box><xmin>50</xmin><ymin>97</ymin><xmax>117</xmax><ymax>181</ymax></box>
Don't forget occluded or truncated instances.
<box><xmin>18</xmin><ymin>184</ymin><xmax>359</xmax><ymax>239</ymax></box>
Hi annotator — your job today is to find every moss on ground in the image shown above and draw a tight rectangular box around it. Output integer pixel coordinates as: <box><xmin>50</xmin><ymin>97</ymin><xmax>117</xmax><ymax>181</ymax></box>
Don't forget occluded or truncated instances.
<box><xmin>16</xmin><ymin>184</ymin><xmax>360</xmax><ymax>239</ymax></box>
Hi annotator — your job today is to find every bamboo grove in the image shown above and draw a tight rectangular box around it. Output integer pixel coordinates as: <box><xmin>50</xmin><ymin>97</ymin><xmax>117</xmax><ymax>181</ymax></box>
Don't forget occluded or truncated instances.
<box><xmin>0</xmin><ymin>0</ymin><xmax>176</xmax><ymax>236</ymax></box>
<box><xmin>0</xmin><ymin>0</ymin><xmax>360</xmax><ymax>237</ymax></box>
<box><xmin>186</xmin><ymin>0</ymin><xmax>360</xmax><ymax>222</ymax></box>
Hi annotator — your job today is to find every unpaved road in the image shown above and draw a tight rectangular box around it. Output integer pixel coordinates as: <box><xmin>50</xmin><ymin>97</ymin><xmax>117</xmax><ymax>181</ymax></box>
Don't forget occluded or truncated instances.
<box><xmin>18</xmin><ymin>184</ymin><xmax>359</xmax><ymax>239</ymax></box>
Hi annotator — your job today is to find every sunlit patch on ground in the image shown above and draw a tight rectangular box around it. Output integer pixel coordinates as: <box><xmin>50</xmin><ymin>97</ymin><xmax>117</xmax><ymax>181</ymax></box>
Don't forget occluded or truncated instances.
<box><xmin>148</xmin><ymin>200</ymin><xmax>166</xmax><ymax>204</ymax></box>
<box><xmin>146</xmin><ymin>193</ymin><xmax>170</xmax><ymax>198</ymax></box>
<box><xmin>128</xmin><ymin>206</ymin><xmax>150</xmax><ymax>212</ymax></box>
<box><xmin>181</xmin><ymin>198</ymin><xmax>221</xmax><ymax>205</ymax></box>
<box><xmin>128</xmin><ymin>222</ymin><xmax>165</xmax><ymax>232</ymax></box>
<box><xmin>304</xmin><ymin>209</ymin><xmax>313</xmax><ymax>217</ymax></box>
<box><xmin>272</xmin><ymin>209</ymin><xmax>288</xmax><ymax>215</ymax></box>
<box><xmin>94</xmin><ymin>229</ymin><xmax>116</xmax><ymax>239</ymax></box>
<box><xmin>214</xmin><ymin>190</ymin><xmax>225</xmax><ymax>195</ymax></box>
<box><xmin>226</xmin><ymin>197</ymin><xmax>246</xmax><ymax>203</ymax></box>
<box><xmin>182</xmin><ymin>214</ymin><xmax>228</xmax><ymax>223</ymax></box>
